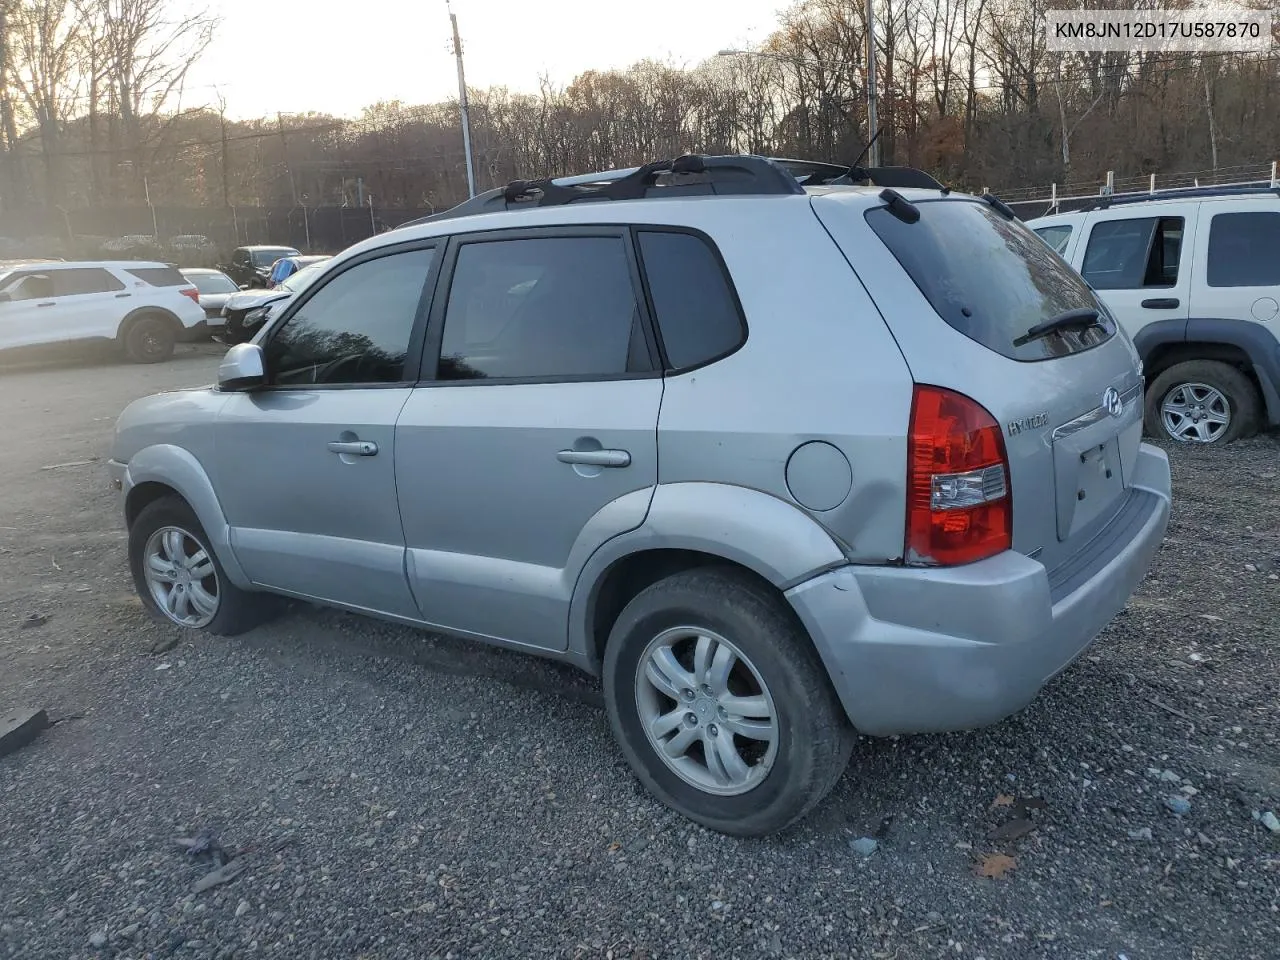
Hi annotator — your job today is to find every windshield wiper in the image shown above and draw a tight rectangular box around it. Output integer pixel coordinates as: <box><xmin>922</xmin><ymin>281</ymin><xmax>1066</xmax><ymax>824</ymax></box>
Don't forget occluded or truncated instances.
<box><xmin>1013</xmin><ymin>307</ymin><xmax>1101</xmax><ymax>347</ymax></box>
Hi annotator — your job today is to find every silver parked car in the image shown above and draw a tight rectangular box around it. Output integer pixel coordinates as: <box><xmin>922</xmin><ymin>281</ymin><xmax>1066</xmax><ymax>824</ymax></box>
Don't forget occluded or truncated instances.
<box><xmin>108</xmin><ymin>155</ymin><xmax>1173</xmax><ymax>836</ymax></box>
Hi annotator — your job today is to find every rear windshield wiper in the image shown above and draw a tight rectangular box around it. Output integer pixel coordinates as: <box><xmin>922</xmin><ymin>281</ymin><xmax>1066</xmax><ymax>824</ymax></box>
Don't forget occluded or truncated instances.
<box><xmin>1012</xmin><ymin>307</ymin><xmax>1101</xmax><ymax>347</ymax></box>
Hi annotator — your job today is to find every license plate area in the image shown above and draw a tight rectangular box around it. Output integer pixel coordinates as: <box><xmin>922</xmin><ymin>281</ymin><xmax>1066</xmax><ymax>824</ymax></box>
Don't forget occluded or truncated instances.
<box><xmin>1053</xmin><ymin>426</ymin><xmax>1127</xmax><ymax>542</ymax></box>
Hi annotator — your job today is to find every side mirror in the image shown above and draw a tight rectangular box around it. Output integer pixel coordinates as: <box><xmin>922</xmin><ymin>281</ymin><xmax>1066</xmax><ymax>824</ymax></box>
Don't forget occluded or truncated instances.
<box><xmin>238</xmin><ymin>283</ymin><xmax>249</xmax><ymax>291</ymax></box>
<box><xmin>217</xmin><ymin>342</ymin><xmax>266</xmax><ymax>392</ymax></box>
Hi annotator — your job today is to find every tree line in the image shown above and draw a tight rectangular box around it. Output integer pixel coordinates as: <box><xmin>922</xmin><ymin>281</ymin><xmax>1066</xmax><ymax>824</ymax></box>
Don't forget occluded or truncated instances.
<box><xmin>1</xmin><ymin>0</ymin><xmax>1277</xmax><ymax>227</ymax></box>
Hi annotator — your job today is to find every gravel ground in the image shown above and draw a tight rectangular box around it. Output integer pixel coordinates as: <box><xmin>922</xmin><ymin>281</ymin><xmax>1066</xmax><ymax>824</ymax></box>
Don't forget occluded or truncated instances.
<box><xmin>2</xmin><ymin>348</ymin><xmax>1278</xmax><ymax>960</ymax></box>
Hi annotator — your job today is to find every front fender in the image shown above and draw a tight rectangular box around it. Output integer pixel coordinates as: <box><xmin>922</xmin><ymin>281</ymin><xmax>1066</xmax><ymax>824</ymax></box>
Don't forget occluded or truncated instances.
<box><xmin>119</xmin><ymin>444</ymin><xmax>252</xmax><ymax>589</ymax></box>
<box><xmin>567</xmin><ymin>482</ymin><xmax>848</xmax><ymax>659</ymax></box>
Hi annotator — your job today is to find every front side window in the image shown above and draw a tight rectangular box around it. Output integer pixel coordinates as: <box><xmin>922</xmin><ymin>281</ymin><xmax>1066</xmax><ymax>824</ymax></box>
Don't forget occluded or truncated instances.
<box><xmin>1</xmin><ymin>272</ymin><xmax>53</xmax><ymax>301</ymax></box>
<box><xmin>437</xmin><ymin>236</ymin><xmax>649</xmax><ymax>380</ymax></box>
<box><xmin>1032</xmin><ymin>224</ymin><xmax>1072</xmax><ymax>256</ymax></box>
<box><xmin>1206</xmin><ymin>211</ymin><xmax>1280</xmax><ymax>287</ymax></box>
<box><xmin>263</xmin><ymin>247</ymin><xmax>435</xmax><ymax>386</ymax></box>
<box><xmin>1081</xmin><ymin>216</ymin><xmax>1183</xmax><ymax>289</ymax></box>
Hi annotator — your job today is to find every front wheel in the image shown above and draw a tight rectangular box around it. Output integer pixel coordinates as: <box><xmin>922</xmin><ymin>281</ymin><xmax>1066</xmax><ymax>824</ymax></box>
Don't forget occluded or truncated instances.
<box><xmin>128</xmin><ymin>496</ymin><xmax>276</xmax><ymax>636</ymax></box>
<box><xmin>1144</xmin><ymin>359</ymin><xmax>1260</xmax><ymax>445</ymax></box>
<box><xmin>123</xmin><ymin>315</ymin><xmax>177</xmax><ymax>363</ymax></box>
<box><xmin>602</xmin><ymin>567</ymin><xmax>854</xmax><ymax>837</ymax></box>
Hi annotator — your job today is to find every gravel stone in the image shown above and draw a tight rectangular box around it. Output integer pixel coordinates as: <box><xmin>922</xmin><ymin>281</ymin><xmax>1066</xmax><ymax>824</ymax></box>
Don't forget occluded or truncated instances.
<box><xmin>2</xmin><ymin>350</ymin><xmax>1279</xmax><ymax>960</ymax></box>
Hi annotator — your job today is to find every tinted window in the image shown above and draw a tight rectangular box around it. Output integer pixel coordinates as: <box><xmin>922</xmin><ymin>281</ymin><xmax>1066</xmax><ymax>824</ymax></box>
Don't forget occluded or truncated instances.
<box><xmin>253</xmin><ymin>248</ymin><xmax>298</xmax><ymax>265</ymax></box>
<box><xmin>1207</xmin><ymin>212</ymin><xmax>1280</xmax><ymax>287</ymax></box>
<box><xmin>52</xmin><ymin>268</ymin><xmax>125</xmax><ymax>296</ymax></box>
<box><xmin>127</xmin><ymin>266</ymin><xmax>187</xmax><ymax>286</ymax></box>
<box><xmin>264</xmin><ymin>247</ymin><xmax>434</xmax><ymax>386</ymax></box>
<box><xmin>437</xmin><ymin>236</ymin><xmax>649</xmax><ymax>380</ymax></box>
<box><xmin>865</xmin><ymin>198</ymin><xmax>1113</xmax><ymax>362</ymax></box>
<box><xmin>638</xmin><ymin>230</ymin><xmax>745</xmax><ymax>369</ymax></box>
<box><xmin>1032</xmin><ymin>224</ymin><xmax>1072</xmax><ymax>255</ymax></box>
<box><xmin>1081</xmin><ymin>217</ymin><xmax>1182</xmax><ymax>289</ymax></box>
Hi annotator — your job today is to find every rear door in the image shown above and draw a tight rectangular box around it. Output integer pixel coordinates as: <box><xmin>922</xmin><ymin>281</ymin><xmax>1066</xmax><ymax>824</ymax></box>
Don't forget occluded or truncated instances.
<box><xmin>1075</xmin><ymin>204</ymin><xmax>1198</xmax><ymax>340</ymax></box>
<box><xmin>813</xmin><ymin>192</ymin><xmax>1146</xmax><ymax>575</ymax></box>
<box><xmin>394</xmin><ymin>227</ymin><xmax>663</xmax><ymax>651</ymax></box>
<box><xmin>1188</xmin><ymin>201</ymin><xmax>1280</xmax><ymax>326</ymax></box>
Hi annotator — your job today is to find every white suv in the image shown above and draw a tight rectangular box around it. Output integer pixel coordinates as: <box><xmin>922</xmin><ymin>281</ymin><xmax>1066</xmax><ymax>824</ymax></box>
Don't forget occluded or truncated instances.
<box><xmin>1027</xmin><ymin>187</ymin><xmax>1280</xmax><ymax>444</ymax></box>
<box><xmin>0</xmin><ymin>260</ymin><xmax>207</xmax><ymax>363</ymax></box>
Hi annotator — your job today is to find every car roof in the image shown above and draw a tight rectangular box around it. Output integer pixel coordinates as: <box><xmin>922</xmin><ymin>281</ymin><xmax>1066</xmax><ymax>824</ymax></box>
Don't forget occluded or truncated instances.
<box><xmin>1026</xmin><ymin>188</ymin><xmax>1280</xmax><ymax>225</ymax></box>
<box><xmin>180</xmin><ymin>267</ymin><xmax>227</xmax><ymax>274</ymax></box>
<box><xmin>0</xmin><ymin>260</ymin><xmax>173</xmax><ymax>271</ymax></box>
<box><xmin>241</xmin><ymin>245</ymin><xmax>299</xmax><ymax>252</ymax></box>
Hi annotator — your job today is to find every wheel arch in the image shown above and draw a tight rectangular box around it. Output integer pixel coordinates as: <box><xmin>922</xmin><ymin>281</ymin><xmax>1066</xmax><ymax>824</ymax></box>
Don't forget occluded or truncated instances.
<box><xmin>568</xmin><ymin>482</ymin><xmax>850</xmax><ymax>673</ymax></box>
<box><xmin>1136</xmin><ymin>316</ymin><xmax>1280</xmax><ymax>425</ymax></box>
<box><xmin>117</xmin><ymin>306</ymin><xmax>183</xmax><ymax>342</ymax></box>
<box><xmin>121</xmin><ymin>444</ymin><xmax>252</xmax><ymax>589</ymax></box>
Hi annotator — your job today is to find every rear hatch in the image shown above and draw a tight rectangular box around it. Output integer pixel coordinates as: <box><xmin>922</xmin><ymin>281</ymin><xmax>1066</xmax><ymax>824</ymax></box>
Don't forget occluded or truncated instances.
<box><xmin>811</xmin><ymin>190</ymin><xmax>1145</xmax><ymax>575</ymax></box>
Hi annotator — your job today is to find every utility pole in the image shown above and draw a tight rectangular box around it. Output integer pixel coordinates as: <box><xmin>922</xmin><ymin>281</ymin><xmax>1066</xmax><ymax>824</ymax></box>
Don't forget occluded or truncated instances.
<box><xmin>276</xmin><ymin>112</ymin><xmax>299</xmax><ymax>205</ymax></box>
<box><xmin>447</xmin><ymin>0</ymin><xmax>476</xmax><ymax>198</ymax></box>
<box><xmin>864</xmin><ymin>0</ymin><xmax>880</xmax><ymax>168</ymax></box>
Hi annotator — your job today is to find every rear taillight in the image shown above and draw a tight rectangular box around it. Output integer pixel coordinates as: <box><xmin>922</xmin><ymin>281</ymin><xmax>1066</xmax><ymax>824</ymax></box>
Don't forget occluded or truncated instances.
<box><xmin>180</xmin><ymin>286</ymin><xmax>200</xmax><ymax>303</ymax></box>
<box><xmin>906</xmin><ymin>384</ymin><xmax>1012</xmax><ymax>566</ymax></box>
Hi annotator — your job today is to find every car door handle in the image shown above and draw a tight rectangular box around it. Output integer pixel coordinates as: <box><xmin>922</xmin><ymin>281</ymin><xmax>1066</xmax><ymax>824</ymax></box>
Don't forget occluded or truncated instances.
<box><xmin>327</xmin><ymin>440</ymin><xmax>378</xmax><ymax>457</ymax></box>
<box><xmin>36</xmin><ymin>301</ymin><xmax>54</xmax><ymax>308</ymax></box>
<box><xmin>1141</xmin><ymin>297</ymin><xmax>1180</xmax><ymax>309</ymax></box>
<box><xmin>115</xmin><ymin>292</ymin><xmax>131</xmax><ymax>298</ymax></box>
<box><xmin>557</xmin><ymin>448</ymin><xmax>631</xmax><ymax>468</ymax></box>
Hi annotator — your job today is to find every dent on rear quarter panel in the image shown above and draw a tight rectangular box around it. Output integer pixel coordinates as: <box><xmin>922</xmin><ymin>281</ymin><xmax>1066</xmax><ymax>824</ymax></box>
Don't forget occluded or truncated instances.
<box><xmin>651</xmin><ymin>198</ymin><xmax>914</xmax><ymax>564</ymax></box>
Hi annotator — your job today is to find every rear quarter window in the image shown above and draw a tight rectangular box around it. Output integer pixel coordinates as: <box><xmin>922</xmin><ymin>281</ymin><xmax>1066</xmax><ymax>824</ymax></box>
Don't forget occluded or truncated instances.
<box><xmin>865</xmin><ymin>198</ymin><xmax>1113</xmax><ymax>362</ymax></box>
<box><xmin>126</xmin><ymin>266</ymin><xmax>188</xmax><ymax>287</ymax></box>
<box><xmin>636</xmin><ymin>229</ymin><xmax>746</xmax><ymax>370</ymax></box>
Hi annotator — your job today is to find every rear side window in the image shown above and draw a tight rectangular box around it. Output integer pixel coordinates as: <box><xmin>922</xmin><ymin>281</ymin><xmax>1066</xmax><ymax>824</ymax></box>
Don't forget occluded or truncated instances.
<box><xmin>52</xmin><ymin>268</ymin><xmax>125</xmax><ymax>295</ymax></box>
<box><xmin>865</xmin><ymin>198</ymin><xmax>1112</xmax><ymax>362</ymax></box>
<box><xmin>126</xmin><ymin>266</ymin><xmax>187</xmax><ymax>287</ymax></box>
<box><xmin>437</xmin><ymin>236</ymin><xmax>650</xmax><ymax>381</ymax></box>
<box><xmin>1032</xmin><ymin>224</ymin><xmax>1072</xmax><ymax>255</ymax></box>
<box><xmin>1206</xmin><ymin>211</ymin><xmax>1280</xmax><ymax>287</ymax></box>
<box><xmin>1081</xmin><ymin>217</ymin><xmax>1183</xmax><ymax>289</ymax></box>
<box><xmin>637</xmin><ymin>230</ymin><xmax>745</xmax><ymax>370</ymax></box>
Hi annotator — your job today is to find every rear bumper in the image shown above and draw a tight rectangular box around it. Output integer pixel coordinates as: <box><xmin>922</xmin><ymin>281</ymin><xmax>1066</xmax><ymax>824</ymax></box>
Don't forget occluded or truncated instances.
<box><xmin>786</xmin><ymin>442</ymin><xmax>1172</xmax><ymax>736</ymax></box>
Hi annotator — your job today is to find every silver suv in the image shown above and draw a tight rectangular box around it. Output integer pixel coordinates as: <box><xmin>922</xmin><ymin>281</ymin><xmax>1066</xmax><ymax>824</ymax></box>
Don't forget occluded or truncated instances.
<box><xmin>109</xmin><ymin>155</ymin><xmax>1173</xmax><ymax>837</ymax></box>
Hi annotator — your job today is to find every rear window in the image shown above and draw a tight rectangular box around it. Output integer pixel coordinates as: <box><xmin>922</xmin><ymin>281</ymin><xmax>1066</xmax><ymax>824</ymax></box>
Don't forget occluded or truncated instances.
<box><xmin>865</xmin><ymin>198</ymin><xmax>1113</xmax><ymax>362</ymax></box>
<box><xmin>127</xmin><ymin>266</ymin><xmax>188</xmax><ymax>287</ymax></box>
<box><xmin>186</xmin><ymin>272</ymin><xmax>238</xmax><ymax>294</ymax></box>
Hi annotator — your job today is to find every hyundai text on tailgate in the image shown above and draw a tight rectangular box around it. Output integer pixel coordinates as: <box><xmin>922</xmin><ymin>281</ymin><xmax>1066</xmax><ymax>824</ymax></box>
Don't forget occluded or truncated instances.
<box><xmin>107</xmin><ymin>154</ymin><xmax>1172</xmax><ymax>837</ymax></box>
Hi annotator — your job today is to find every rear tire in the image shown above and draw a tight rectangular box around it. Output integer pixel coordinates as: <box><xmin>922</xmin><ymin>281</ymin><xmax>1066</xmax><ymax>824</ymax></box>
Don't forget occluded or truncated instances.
<box><xmin>1144</xmin><ymin>359</ymin><xmax>1259</xmax><ymax>445</ymax></box>
<box><xmin>123</xmin><ymin>314</ymin><xmax>177</xmax><ymax>364</ymax></box>
<box><xmin>602</xmin><ymin>566</ymin><xmax>854</xmax><ymax>837</ymax></box>
<box><xmin>128</xmin><ymin>495</ymin><xmax>277</xmax><ymax>636</ymax></box>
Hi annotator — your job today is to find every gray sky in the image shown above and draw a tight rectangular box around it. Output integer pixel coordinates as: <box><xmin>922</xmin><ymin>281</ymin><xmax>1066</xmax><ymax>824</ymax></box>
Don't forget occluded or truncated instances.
<box><xmin>184</xmin><ymin>0</ymin><xmax>790</xmax><ymax>120</ymax></box>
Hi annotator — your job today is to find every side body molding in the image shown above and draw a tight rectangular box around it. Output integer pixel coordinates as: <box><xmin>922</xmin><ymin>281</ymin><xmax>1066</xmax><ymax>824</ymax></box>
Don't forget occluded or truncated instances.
<box><xmin>119</xmin><ymin>444</ymin><xmax>253</xmax><ymax>589</ymax></box>
<box><xmin>567</xmin><ymin>481</ymin><xmax>849</xmax><ymax>664</ymax></box>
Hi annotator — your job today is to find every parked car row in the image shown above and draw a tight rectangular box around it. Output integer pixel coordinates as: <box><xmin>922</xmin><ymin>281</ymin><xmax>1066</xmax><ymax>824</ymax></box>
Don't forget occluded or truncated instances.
<box><xmin>109</xmin><ymin>154</ymin><xmax>1174</xmax><ymax>839</ymax></box>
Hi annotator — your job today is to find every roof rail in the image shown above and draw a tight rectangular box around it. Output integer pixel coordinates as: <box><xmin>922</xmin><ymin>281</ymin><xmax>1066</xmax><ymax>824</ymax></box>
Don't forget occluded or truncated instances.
<box><xmin>1084</xmin><ymin>182</ymin><xmax>1280</xmax><ymax>211</ymax></box>
<box><xmin>398</xmin><ymin>153</ymin><xmax>948</xmax><ymax>227</ymax></box>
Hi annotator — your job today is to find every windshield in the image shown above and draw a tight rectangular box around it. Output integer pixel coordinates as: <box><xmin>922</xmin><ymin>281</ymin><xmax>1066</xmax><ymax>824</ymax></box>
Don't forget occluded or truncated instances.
<box><xmin>253</xmin><ymin>249</ymin><xmax>297</xmax><ymax>266</ymax></box>
<box><xmin>188</xmin><ymin>272</ymin><xmax>238</xmax><ymax>294</ymax></box>
<box><xmin>865</xmin><ymin>198</ymin><xmax>1114</xmax><ymax>362</ymax></box>
<box><xmin>282</xmin><ymin>262</ymin><xmax>325</xmax><ymax>292</ymax></box>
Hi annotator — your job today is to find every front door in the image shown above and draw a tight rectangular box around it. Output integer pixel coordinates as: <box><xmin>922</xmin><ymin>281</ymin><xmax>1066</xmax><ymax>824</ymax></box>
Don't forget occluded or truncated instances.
<box><xmin>395</xmin><ymin>229</ymin><xmax>663</xmax><ymax>651</ymax></box>
<box><xmin>1077</xmin><ymin>204</ymin><xmax>1198</xmax><ymax>340</ymax></box>
<box><xmin>0</xmin><ymin>272</ymin><xmax>57</xmax><ymax>351</ymax></box>
<box><xmin>214</xmin><ymin>242</ymin><xmax>440</xmax><ymax>618</ymax></box>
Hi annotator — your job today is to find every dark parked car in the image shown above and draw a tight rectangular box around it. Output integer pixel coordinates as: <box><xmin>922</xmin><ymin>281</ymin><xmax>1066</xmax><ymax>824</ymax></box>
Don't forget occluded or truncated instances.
<box><xmin>220</xmin><ymin>245</ymin><xmax>300</xmax><ymax>289</ymax></box>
